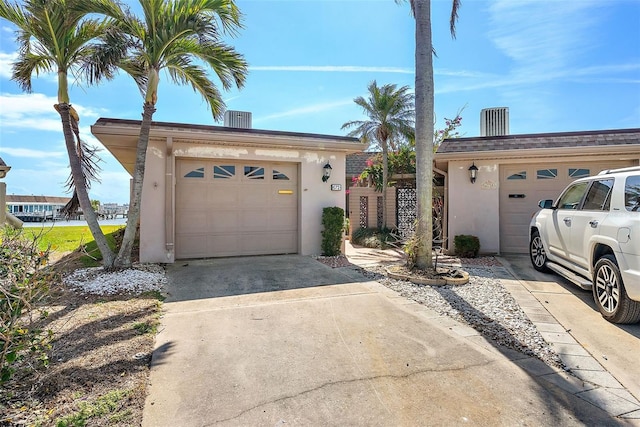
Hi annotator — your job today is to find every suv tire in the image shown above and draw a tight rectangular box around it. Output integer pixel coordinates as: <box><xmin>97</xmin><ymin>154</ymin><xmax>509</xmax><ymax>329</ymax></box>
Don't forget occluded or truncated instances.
<box><xmin>529</xmin><ymin>230</ymin><xmax>549</xmax><ymax>272</ymax></box>
<box><xmin>593</xmin><ymin>255</ymin><xmax>640</xmax><ymax>324</ymax></box>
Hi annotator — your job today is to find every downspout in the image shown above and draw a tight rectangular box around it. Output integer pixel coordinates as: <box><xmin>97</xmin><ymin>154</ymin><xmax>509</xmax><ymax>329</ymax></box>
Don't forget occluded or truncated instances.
<box><xmin>434</xmin><ymin>166</ymin><xmax>448</xmax><ymax>253</ymax></box>
<box><xmin>165</xmin><ymin>137</ymin><xmax>175</xmax><ymax>261</ymax></box>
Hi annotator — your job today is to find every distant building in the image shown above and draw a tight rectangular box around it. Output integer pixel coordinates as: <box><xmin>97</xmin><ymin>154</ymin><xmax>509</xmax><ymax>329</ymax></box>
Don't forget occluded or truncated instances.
<box><xmin>6</xmin><ymin>195</ymin><xmax>70</xmax><ymax>222</ymax></box>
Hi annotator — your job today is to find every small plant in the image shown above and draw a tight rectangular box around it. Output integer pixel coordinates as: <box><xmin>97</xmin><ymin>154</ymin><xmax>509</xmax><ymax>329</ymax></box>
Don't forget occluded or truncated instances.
<box><xmin>0</xmin><ymin>226</ymin><xmax>55</xmax><ymax>383</ymax></box>
<box><xmin>351</xmin><ymin>227</ymin><xmax>400</xmax><ymax>249</ymax></box>
<box><xmin>321</xmin><ymin>207</ymin><xmax>345</xmax><ymax>256</ymax></box>
<box><xmin>402</xmin><ymin>231</ymin><xmax>423</xmax><ymax>268</ymax></box>
<box><xmin>454</xmin><ymin>234</ymin><xmax>480</xmax><ymax>258</ymax></box>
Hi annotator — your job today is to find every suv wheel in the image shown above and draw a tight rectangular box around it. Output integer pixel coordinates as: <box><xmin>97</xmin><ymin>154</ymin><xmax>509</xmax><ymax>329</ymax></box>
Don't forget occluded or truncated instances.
<box><xmin>529</xmin><ymin>230</ymin><xmax>549</xmax><ymax>272</ymax></box>
<box><xmin>593</xmin><ymin>255</ymin><xmax>640</xmax><ymax>324</ymax></box>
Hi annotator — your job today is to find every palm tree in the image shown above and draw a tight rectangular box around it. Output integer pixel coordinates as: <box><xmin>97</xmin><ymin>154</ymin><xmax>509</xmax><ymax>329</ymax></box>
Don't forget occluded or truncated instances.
<box><xmin>397</xmin><ymin>0</ymin><xmax>460</xmax><ymax>269</ymax></box>
<box><xmin>0</xmin><ymin>0</ymin><xmax>118</xmax><ymax>266</ymax></box>
<box><xmin>342</xmin><ymin>81</ymin><xmax>414</xmax><ymax>229</ymax></box>
<box><xmin>88</xmin><ymin>0</ymin><xmax>248</xmax><ymax>267</ymax></box>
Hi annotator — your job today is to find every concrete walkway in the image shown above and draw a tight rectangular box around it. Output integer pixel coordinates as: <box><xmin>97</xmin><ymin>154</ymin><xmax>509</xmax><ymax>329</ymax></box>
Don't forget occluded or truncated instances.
<box><xmin>498</xmin><ymin>255</ymin><xmax>640</xmax><ymax>419</ymax></box>
<box><xmin>143</xmin><ymin>254</ymin><xmax>627</xmax><ymax>426</ymax></box>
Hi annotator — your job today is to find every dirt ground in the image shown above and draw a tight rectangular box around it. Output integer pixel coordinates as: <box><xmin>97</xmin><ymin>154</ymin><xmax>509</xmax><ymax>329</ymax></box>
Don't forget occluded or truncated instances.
<box><xmin>0</xmin><ymin>252</ymin><xmax>162</xmax><ymax>426</ymax></box>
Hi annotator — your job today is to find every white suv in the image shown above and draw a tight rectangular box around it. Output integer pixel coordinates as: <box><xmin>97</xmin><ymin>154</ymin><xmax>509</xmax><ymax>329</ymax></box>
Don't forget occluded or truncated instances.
<box><xmin>529</xmin><ymin>166</ymin><xmax>640</xmax><ymax>324</ymax></box>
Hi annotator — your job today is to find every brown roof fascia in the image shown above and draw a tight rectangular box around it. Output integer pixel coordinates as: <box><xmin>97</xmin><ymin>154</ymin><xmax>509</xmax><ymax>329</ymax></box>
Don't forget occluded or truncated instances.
<box><xmin>93</xmin><ymin>117</ymin><xmax>361</xmax><ymax>145</ymax></box>
<box><xmin>437</xmin><ymin>128</ymin><xmax>640</xmax><ymax>156</ymax></box>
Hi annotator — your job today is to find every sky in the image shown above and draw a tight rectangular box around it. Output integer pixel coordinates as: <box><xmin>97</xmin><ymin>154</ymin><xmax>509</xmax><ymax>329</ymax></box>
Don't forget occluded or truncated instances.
<box><xmin>0</xmin><ymin>0</ymin><xmax>639</xmax><ymax>204</ymax></box>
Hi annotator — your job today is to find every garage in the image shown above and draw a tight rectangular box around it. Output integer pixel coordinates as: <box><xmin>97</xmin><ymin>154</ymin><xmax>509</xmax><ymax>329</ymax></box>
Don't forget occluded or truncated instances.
<box><xmin>175</xmin><ymin>159</ymin><xmax>298</xmax><ymax>259</ymax></box>
<box><xmin>434</xmin><ymin>127</ymin><xmax>640</xmax><ymax>255</ymax></box>
<box><xmin>499</xmin><ymin>160</ymin><xmax>634</xmax><ymax>253</ymax></box>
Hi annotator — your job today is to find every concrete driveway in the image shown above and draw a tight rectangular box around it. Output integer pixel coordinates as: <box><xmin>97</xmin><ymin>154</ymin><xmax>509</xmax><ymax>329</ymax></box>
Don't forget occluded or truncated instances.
<box><xmin>143</xmin><ymin>255</ymin><xmax>621</xmax><ymax>426</ymax></box>
<box><xmin>501</xmin><ymin>255</ymin><xmax>640</xmax><ymax>402</ymax></box>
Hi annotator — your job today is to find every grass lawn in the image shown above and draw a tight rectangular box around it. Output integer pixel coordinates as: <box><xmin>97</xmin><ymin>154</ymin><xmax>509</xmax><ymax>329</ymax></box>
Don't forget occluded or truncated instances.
<box><xmin>23</xmin><ymin>225</ymin><xmax>125</xmax><ymax>266</ymax></box>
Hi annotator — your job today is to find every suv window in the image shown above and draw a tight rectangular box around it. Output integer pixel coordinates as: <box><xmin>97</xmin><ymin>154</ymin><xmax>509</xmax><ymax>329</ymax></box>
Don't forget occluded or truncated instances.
<box><xmin>583</xmin><ymin>179</ymin><xmax>614</xmax><ymax>211</ymax></box>
<box><xmin>626</xmin><ymin>175</ymin><xmax>640</xmax><ymax>212</ymax></box>
<box><xmin>556</xmin><ymin>181</ymin><xmax>589</xmax><ymax>210</ymax></box>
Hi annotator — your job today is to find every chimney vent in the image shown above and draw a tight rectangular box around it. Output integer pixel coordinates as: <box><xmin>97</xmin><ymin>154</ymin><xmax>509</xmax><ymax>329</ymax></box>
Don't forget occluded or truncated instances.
<box><xmin>480</xmin><ymin>107</ymin><xmax>509</xmax><ymax>136</ymax></box>
<box><xmin>224</xmin><ymin>110</ymin><xmax>252</xmax><ymax>129</ymax></box>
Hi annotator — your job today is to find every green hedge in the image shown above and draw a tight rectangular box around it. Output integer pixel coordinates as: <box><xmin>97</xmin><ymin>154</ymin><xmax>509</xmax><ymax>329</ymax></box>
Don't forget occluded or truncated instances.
<box><xmin>321</xmin><ymin>207</ymin><xmax>344</xmax><ymax>256</ymax></box>
<box><xmin>454</xmin><ymin>234</ymin><xmax>480</xmax><ymax>258</ymax></box>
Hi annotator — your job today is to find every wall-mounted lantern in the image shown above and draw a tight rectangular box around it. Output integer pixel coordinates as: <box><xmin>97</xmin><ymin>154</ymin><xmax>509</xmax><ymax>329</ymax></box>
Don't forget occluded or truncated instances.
<box><xmin>322</xmin><ymin>162</ymin><xmax>332</xmax><ymax>182</ymax></box>
<box><xmin>468</xmin><ymin>162</ymin><xmax>478</xmax><ymax>184</ymax></box>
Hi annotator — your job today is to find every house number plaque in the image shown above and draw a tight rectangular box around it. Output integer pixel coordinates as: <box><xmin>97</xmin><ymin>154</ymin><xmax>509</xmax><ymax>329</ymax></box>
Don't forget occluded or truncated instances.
<box><xmin>330</xmin><ymin>184</ymin><xmax>342</xmax><ymax>191</ymax></box>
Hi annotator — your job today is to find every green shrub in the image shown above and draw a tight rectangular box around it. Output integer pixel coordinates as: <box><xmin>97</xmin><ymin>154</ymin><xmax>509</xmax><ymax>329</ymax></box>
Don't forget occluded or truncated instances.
<box><xmin>454</xmin><ymin>234</ymin><xmax>480</xmax><ymax>258</ymax></box>
<box><xmin>321</xmin><ymin>207</ymin><xmax>345</xmax><ymax>256</ymax></box>
<box><xmin>351</xmin><ymin>227</ymin><xmax>399</xmax><ymax>249</ymax></box>
<box><xmin>0</xmin><ymin>226</ymin><xmax>55</xmax><ymax>383</ymax></box>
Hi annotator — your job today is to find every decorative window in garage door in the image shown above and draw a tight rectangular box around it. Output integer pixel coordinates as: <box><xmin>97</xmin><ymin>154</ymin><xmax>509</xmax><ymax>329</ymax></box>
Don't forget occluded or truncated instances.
<box><xmin>273</xmin><ymin>170</ymin><xmax>290</xmax><ymax>180</ymax></box>
<box><xmin>569</xmin><ymin>168</ymin><xmax>590</xmax><ymax>178</ymax></box>
<box><xmin>244</xmin><ymin>166</ymin><xmax>264</xmax><ymax>179</ymax></box>
<box><xmin>537</xmin><ymin>168</ymin><xmax>557</xmax><ymax>179</ymax></box>
<box><xmin>213</xmin><ymin>165</ymin><xmax>235</xmax><ymax>179</ymax></box>
<box><xmin>507</xmin><ymin>171</ymin><xmax>526</xmax><ymax>180</ymax></box>
<box><xmin>184</xmin><ymin>167</ymin><xmax>205</xmax><ymax>178</ymax></box>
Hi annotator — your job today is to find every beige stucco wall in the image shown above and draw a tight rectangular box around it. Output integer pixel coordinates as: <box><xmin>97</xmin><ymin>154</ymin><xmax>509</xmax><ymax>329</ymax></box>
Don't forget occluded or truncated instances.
<box><xmin>138</xmin><ymin>138</ymin><xmax>348</xmax><ymax>263</ymax></box>
<box><xmin>447</xmin><ymin>160</ymin><xmax>500</xmax><ymax>254</ymax></box>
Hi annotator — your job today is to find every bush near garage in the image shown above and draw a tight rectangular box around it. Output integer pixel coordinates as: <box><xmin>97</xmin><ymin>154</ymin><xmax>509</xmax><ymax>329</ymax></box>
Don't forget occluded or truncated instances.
<box><xmin>454</xmin><ymin>234</ymin><xmax>480</xmax><ymax>258</ymax></box>
<box><xmin>321</xmin><ymin>207</ymin><xmax>345</xmax><ymax>256</ymax></box>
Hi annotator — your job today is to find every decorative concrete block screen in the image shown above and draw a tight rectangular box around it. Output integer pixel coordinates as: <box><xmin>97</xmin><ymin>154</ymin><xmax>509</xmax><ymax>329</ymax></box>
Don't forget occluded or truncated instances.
<box><xmin>348</xmin><ymin>187</ymin><xmax>397</xmax><ymax>230</ymax></box>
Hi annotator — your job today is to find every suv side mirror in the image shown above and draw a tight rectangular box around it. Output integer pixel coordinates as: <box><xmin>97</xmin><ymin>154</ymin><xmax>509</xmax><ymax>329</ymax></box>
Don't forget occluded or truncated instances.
<box><xmin>538</xmin><ymin>199</ymin><xmax>554</xmax><ymax>209</ymax></box>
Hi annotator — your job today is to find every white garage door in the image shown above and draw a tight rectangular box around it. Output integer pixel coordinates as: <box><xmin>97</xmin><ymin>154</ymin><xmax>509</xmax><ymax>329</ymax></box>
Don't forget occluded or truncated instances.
<box><xmin>175</xmin><ymin>160</ymin><xmax>298</xmax><ymax>259</ymax></box>
<box><xmin>499</xmin><ymin>160</ymin><xmax>634</xmax><ymax>253</ymax></box>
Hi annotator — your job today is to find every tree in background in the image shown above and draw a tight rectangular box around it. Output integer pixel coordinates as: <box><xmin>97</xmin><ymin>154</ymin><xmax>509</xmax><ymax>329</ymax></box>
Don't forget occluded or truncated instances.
<box><xmin>0</xmin><ymin>0</ymin><xmax>118</xmax><ymax>266</ymax></box>
<box><xmin>342</xmin><ymin>81</ymin><xmax>414</xmax><ymax>229</ymax></box>
<box><xmin>87</xmin><ymin>0</ymin><xmax>248</xmax><ymax>267</ymax></box>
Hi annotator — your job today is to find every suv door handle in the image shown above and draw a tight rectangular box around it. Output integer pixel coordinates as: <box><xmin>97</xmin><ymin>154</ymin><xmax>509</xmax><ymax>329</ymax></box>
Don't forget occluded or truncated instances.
<box><xmin>589</xmin><ymin>220</ymin><xmax>599</xmax><ymax>228</ymax></box>
<box><xmin>563</xmin><ymin>217</ymin><xmax>571</xmax><ymax>226</ymax></box>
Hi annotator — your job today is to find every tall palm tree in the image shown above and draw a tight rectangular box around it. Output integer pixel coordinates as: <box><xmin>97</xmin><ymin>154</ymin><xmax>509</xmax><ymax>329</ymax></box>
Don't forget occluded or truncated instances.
<box><xmin>0</xmin><ymin>0</ymin><xmax>118</xmax><ymax>266</ymax></box>
<box><xmin>88</xmin><ymin>0</ymin><xmax>248</xmax><ymax>267</ymax></box>
<box><xmin>398</xmin><ymin>0</ymin><xmax>460</xmax><ymax>269</ymax></box>
<box><xmin>342</xmin><ymin>81</ymin><xmax>414</xmax><ymax>229</ymax></box>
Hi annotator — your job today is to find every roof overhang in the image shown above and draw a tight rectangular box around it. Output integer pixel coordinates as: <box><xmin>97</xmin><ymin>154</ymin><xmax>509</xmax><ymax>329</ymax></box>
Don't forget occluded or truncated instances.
<box><xmin>91</xmin><ymin>118</ymin><xmax>364</xmax><ymax>175</ymax></box>
<box><xmin>434</xmin><ymin>144</ymin><xmax>640</xmax><ymax>171</ymax></box>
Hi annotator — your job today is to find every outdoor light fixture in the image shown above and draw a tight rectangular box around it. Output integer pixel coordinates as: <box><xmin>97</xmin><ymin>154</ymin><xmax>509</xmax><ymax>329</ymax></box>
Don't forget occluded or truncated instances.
<box><xmin>468</xmin><ymin>162</ymin><xmax>478</xmax><ymax>184</ymax></box>
<box><xmin>322</xmin><ymin>162</ymin><xmax>332</xmax><ymax>182</ymax></box>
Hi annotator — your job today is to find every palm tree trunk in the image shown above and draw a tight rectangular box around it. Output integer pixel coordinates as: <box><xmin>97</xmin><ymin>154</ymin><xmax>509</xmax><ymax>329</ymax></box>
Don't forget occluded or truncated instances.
<box><xmin>381</xmin><ymin>140</ymin><xmax>389</xmax><ymax>229</ymax></box>
<box><xmin>58</xmin><ymin>103</ymin><xmax>115</xmax><ymax>267</ymax></box>
<box><xmin>115</xmin><ymin>101</ymin><xmax>156</xmax><ymax>267</ymax></box>
<box><xmin>414</xmin><ymin>0</ymin><xmax>434</xmax><ymax>269</ymax></box>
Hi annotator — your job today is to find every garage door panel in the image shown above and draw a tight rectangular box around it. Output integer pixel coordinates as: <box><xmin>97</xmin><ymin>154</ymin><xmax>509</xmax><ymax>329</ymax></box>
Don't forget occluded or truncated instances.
<box><xmin>176</xmin><ymin>159</ymin><xmax>298</xmax><ymax>258</ymax></box>
<box><xmin>500</xmin><ymin>160</ymin><xmax>634</xmax><ymax>253</ymax></box>
<box><xmin>210</xmin><ymin>211</ymin><xmax>240</xmax><ymax>232</ymax></box>
<box><xmin>269</xmin><ymin>210</ymin><xmax>297</xmax><ymax>230</ymax></box>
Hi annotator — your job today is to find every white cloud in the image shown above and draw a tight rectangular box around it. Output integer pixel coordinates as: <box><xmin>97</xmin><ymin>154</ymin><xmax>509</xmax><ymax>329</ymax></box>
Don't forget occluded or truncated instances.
<box><xmin>255</xmin><ymin>99</ymin><xmax>354</xmax><ymax>122</ymax></box>
<box><xmin>250</xmin><ymin>65</ymin><xmax>414</xmax><ymax>74</ymax></box>
<box><xmin>0</xmin><ymin>52</ymin><xmax>17</xmax><ymax>79</ymax></box>
<box><xmin>0</xmin><ymin>92</ymin><xmax>108</xmax><ymax>132</ymax></box>
<box><xmin>0</xmin><ymin>146</ymin><xmax>65</xmax><ymax>159</ymax></box>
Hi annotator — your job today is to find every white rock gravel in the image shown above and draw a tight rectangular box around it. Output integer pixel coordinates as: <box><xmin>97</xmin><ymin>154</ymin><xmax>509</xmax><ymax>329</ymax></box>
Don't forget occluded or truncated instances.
<box><xmin>359</xmin><ymin>264</ymin><xmax>565</xmax><ymax>369</ymax></box>
<box><xmin>63</xmin><ymin>263</ymin><xmax>166</xmax><ymax>295</ymax></box>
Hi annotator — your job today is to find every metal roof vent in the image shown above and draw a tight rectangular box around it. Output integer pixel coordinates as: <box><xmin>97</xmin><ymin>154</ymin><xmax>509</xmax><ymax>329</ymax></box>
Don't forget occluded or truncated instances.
<box><xmin>224</xmin><ymin>110</ymin><xmax>252</xmax><ymax>129</ymax></box>
<box><xmin>480</xmin><ymin>107</ymin><xmax>509</xmax><ymax>136</ymax></box>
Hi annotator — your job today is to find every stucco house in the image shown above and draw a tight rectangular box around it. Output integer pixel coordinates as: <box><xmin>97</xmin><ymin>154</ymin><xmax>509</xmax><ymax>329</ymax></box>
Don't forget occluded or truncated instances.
<box><xmin>91</xmin><ymin>117</ymin><xmax>362</xmax><ymax>263</ymax></box>
<box><xmin>435</xmin><ymin>128</ymin><xmax>640</xmax><ymax>254</ymax></box>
